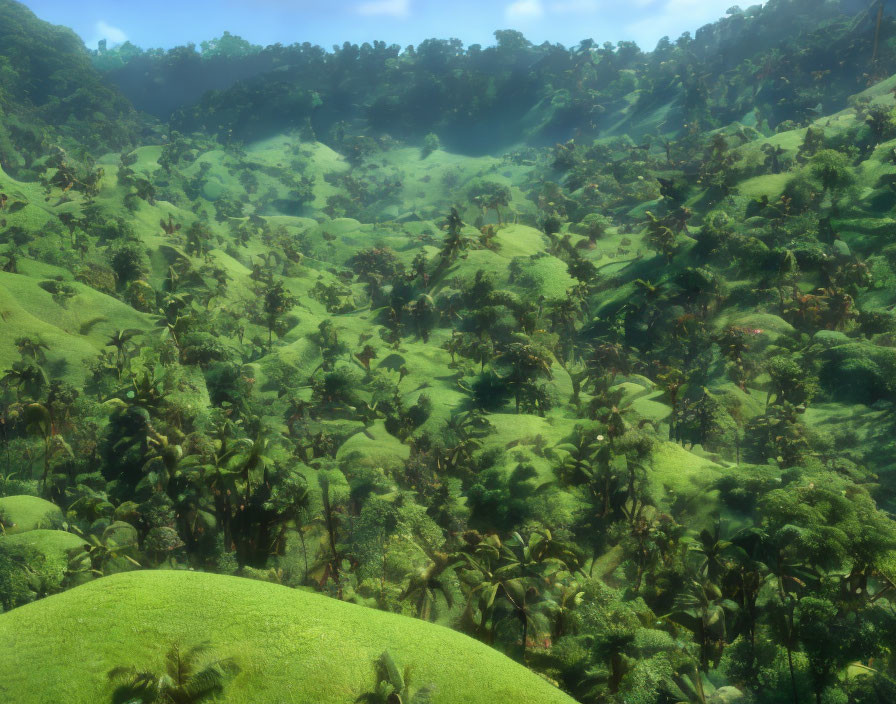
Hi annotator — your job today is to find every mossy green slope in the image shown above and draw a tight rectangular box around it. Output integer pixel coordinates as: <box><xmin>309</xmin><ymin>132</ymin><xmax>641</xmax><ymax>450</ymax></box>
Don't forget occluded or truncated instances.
<box><xmin>0</xmin><ymin>570</ymin><xmax>576</xmax><ymax>704</ymax></box>
<box><xmin>0</xmin><ymin>496</ymin><xmax>63</xmax><ymax>534</ymax></box>
<box><xmin>0</xmin><ymin>529</ymin><xmax>84</xmax><ymax>588</ymax></box>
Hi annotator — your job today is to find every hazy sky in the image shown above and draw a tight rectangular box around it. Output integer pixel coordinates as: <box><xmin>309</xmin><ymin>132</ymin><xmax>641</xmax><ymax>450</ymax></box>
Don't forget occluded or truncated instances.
<box><xmin>20</xmin><ymin>0</ymin><xmax>756</xmax><ymax>52</ymax></box>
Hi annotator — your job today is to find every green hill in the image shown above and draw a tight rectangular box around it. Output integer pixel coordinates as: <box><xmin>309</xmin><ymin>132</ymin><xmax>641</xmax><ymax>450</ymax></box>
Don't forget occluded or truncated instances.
<box><xmin>4</xmin><ymin>3</ymin><xmax>896</xmax><ymax>703</ymax></box>
<box><xmin>0</xmin><ymin>0</ymin><xmax>138</xmax><ymax>177</ymax></box>
<box><xmin>0</xmin><ymin>570</ymin><xmax>576</xmax><ymax>704</ymax></box>
<box><xmin>0</xmin><ymin>495</ymin><xmax>63</xmax><ymax>534</ymax></box>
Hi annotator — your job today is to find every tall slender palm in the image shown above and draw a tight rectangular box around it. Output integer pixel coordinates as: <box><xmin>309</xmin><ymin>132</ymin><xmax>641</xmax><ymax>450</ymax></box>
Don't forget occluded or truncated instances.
<box><xmin>263</xmin><ymin>470</ymin><xmax>312</xmax><ymax>578</ymax></box>
<box><xmin>685</xmin><ymin>520</ymin><xmax>744</xmax><ymax>583</ymax></box>
<box><xmin>438</xmin><ymin>207</ymin><xmax>470</xmax><ymax>269</ymax></box>
<box><xmin>554</xmin><ymin>426</ymin><xmax>603</xmax><ymax>486</ymax></box>
<box><xmin>318</xmin><ymin>474</ymin><xmax>343</xmax><ymax>586</ymax></box>
<box><xmin>401</xmin><ymin>551</ymin><xmax>459</xmax><ymax>621</ymax></box>
<box><xmin>443</xmin><ymin>411</ymin><xmax>492</xmax><ymax>473</ymax></box>
<box><xmin>14</xmin><ymin>336</ymin><xmax>49</xmax><ymax>363</ymax></box>
<box><xmin>673</xmin><ymin>576</ymin><xmax>739</xmax><ymax>669</ymax></box>
<box><xmin>24</xmin><ymin>403</ymin><xmax>56</xmax><ymax>489</ymax></box>
<box><xmin>181</xmin><ymin>422</ymin><xmax>251</xmax><ymax>551</ymax></box>
<box><xmin>106</xmin><ymin>329</ymin><xmax>143</xmax><ymax>379</ymax></box>
<box><xmin>498</xmin><ymin>342</ymin><xmax>553</xmax><ymax>414</ymax></box>
<box><xmin>727</xmin><ymin>527</ymin><xmax>773</xmax><ymax>689</ymax></box>
<box><xmin>2</xmin><ymin>361</ymin><xmax>48</xmax><ymax>401</ymax></box>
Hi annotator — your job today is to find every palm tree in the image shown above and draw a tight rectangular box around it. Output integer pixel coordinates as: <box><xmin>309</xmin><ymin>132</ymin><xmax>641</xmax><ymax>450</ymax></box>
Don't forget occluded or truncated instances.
<box><xmin>728</xmin><ymin>527</ymin><xmax>773</xmax><ymax>689</ymax></box>
<box><xmin>561</xmin><ymin>360</ymin><xmax>589</xmax><ymax>409</ymax></box>
<box><xmin>108</xmin><ymin>642</ymin><xmax>238</xmax><ymax>704</ymax></box>
<box><xmin>554</xmin><ymin>425</ymin><xmax>603</xmax><ymax>486</ymax></box>
<box><xmin>470</xmin><ymin>182</ymin><xmax>511</xmax><ymax>225</ymax></box>
<box><xmin>141</xmin><ymin>431</ymin><xmax>186</xmax><ymax>492</ymax></box>
<box><xmin>456</xmin><ymin>535</ymin><xmax>509</xmax><ymax>644</ymax></box>
<box><xmin>180</xmin><ymin>422</ymin><xmax>251</xmax><ymax>551</ymax></box>
<box><xmin>406</xmin><ymin>293</ymin><xmax>435</xmax><ymax>342</ymax></box>
<box><xmin>547</xmin><ymin>297</ymin><xmax>582</xmax><ymax>361</ymax></box>
<box><xmin>499</xmin><ymin>577</ymin><xmax>542</xmax><ymax>662</ymax></box>
<box><xmin>656</xmin><ymin>367</ymin><xmax>687</xmax><ymax>441</ymax></box>
<box><xmin>156</xmin><ymin>312</ymin><xmax>193</xmax><ymax>356</ymax></box>
<box><xmin>586</xmin><ymin>341</ymin><xmax>631</xmax><ymax>386</ymax></box>
<box><xmin>65</xmin><ymin>528</ymin><xmax>140</xmax><ymax>584</ymax></box>
<box><xmin>14</xmin><ymin>336</ymin><xmax>49</xmax><ymax>363</ymax></box>
<box><xmin>673</xmin><ymin>576</ymin><xmax>739</xmax><ymax>669</ymax></box>
<box><xmin>498</xmin><ymin>341</ymin><xmax>553</xmax><ymax>414</ymax></box>
<box><xmin>684</xmin><ymin>520</ymin><xmax>744</xmax><ymax>583</ymax></box>
<box><xmin>319</xmin><ymin>474</ymin><xmax>344</xmax><ymax>586</ymax></box>
<box><xmin>23</xmin><ymin>403</ymin><xmax>63</xmax><ymax>490</ymax></box>
<box><xmin>542</xmin><ymin>581</ymin><xmax>584</xmax><ymax>642</ymax></box>
<box><xmin>714</xmin><ymin>326</ymin><xmax>752</xmax><ymax>391</ymax></box>
<box><xmin>262</xmin><ymin>280</ymin><xmax>297</xmax><ymax>346</ymax></box>
<box><xmin>226</xmin><ymin>430</ymin><xmax>278</xmax><ymax>565</ymax></box>
<box><xmin>438</xmin><ymin>207</ymin><xmax>470</xmax><ymax>270</ymax></box>
<box><xmin>455</xmin><ymin>534</ymin><xmax>550</xmax><ymax>657</ymax></box>
<box><xmin>357</xmin><ymin>651</ymin><xmax>434</xmax><ymax>704</ymax></box>
<box><xmin>400</xmin><ymin>551</ymin><xmax>459</xmax><ymax>621</ymax></box>
<box><xmin>644</xmin><ymin>211</ymin><xmax>678</xmax><ymax>261</ymax></box>
<box><xmin>2</xmin><ymin>361</ymin><xmax>48</xmax><ymax>401</ymax></box>
<box><xmin>500</xmin><ymin>530</ymin><xmax>582</xmax><ymax>658</ymax></box>
<box><xmin>264</xmin><ymin>470</ymin><xmax>312</xmax><ymax>578</ymax></box>
<box><xmin>442</xmin><ymin>411</ymin><xmax>492</xmax><ymax>473</ymax></box>
<box><xmin>106</xmin><ymin>329</ymin><xmax>143</xmax><ymax>380</ymax></box>
<box><xmin>236</xmin><ymin>431</ymin><xmax>272</xmax><ymax>510</ymax></box>
<box><xmin>443</xmin><ymin>332</ymin><xmax>465</xmax><ymax>367</ymax></box>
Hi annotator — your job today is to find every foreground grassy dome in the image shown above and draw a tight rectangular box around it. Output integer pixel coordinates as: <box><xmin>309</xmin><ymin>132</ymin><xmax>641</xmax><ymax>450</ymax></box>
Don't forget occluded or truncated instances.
<box><xmin>0</xmin><ymin>570</ymin><xmax>576</xmax><ymax>703</ymax></box>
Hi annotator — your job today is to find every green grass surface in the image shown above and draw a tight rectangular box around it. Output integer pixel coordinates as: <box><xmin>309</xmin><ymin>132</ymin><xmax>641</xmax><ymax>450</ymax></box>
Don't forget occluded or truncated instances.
<box><xmin>0</xmin><ymin>528</ymin><xmax>82</xmax><ymax>554</ymax></box>
<box><xmin>0</xmin><ymin>496</ymin><xmax>63</xmax><ymax>535</ymax></box>
<box><xmin>738</xmin><ymin>172</ymin><xmax>792</xmax><ymax>199</ymax></box>
<box><xmin>337</xmin><ymin>420</ymin><xmax>412</xmax><ymax>469</ymax></box>
<box><xmin>649</xmin><ymin>442</ymin><xmax>726</xmax><ymax>499</ymax></box>
<box><xmin>0</xmin><ymin>270</ymin><xmax>154</xmax><ymax>384</ymax></box>
<box><xmin>0</xmin><ymin>570</ymin><xmax>577</xmax><ymax>704</ymax></box>
<box><xmin>0</xmin><ymin>529</ymin><xmax>84</xmax><ymax>581</ymax></box>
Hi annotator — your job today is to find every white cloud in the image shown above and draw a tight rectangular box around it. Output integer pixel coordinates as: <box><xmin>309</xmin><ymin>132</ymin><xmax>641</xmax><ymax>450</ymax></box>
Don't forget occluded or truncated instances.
<box><xmin>505</xmin><ymin>0</ymin><xmax>545</xmax><ymax>21</ymax></box>
<box><xmin>95</xmin><ymin>20</ymin><xmax>128</xmax><ymax>45</ymax></box>
<box><xmin>356</xmin><ymin>0</ymin><xmax>410</xmax><ymax>17</ymax></box>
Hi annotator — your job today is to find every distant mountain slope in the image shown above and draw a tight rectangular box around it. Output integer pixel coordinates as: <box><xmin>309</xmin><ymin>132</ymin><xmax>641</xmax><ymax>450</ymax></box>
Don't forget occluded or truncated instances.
<box><xmin>0</xmin><ymin>0</ymin><xmax>139</xmax><ymax>178</ymax></box>
<box><xmin>90</xmin><ymin>0</ymin><xmax>896</xmax><ymax>153</ymax></box>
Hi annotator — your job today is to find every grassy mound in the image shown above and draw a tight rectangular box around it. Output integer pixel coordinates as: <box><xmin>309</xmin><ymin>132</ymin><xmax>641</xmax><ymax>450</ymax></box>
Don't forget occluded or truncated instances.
<box><xmin>0</xmin><ymin>570</ymin><xmax>577</xmax><ymax>704</ymax></box>
<box><xmin>0</xmin><ymin>528</ymin><xmax>83</xmax><ymax>557</ymax></box>
<box><xmin>0</xmin><ymin>496</ymin><xmax>63</xmax><ymax>534</ymax></box>
<box><xmin>0</xmin><ymin>529</ymin><xmax>84</xmax><ymax>594</ymax></box>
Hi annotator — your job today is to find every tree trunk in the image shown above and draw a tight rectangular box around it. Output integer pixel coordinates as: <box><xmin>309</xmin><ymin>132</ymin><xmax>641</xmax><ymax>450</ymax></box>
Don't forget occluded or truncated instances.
<box><xmin>298</xmin><ymin>525</ymin><xmax>309</xmax><ymax>585</ymax></box>
<box><xmin>322</xmin><ymin>487</ymin><xmax>340</xmax><ymax>575</ymax></box>
<box><xmin>873</xmin><ymin>1</ymin><xmax>885</xmax><ymax>63</ymax></box>
<box><xmin>787</xmin><ymin>641</ymin><xmax>799</xmax><ymax>704</ymax></box>
<box><xmin>41</xmin><ymin>436</ymin><xmax>50</xmax><ymax>490</ymax></box>
<box><xmin>223</xmin><ymin>493</ymin><xmax>233</xmax><ymax>552</ymax></box>
<box><xmin>609</xmin><ymin>653</ymin><xmax>623</xmax><ymax>694</ymax></box>
<box><xmin>520</xmin><ymin>615</ymin><xmax>528</xmax><ymax>662</ymax></box>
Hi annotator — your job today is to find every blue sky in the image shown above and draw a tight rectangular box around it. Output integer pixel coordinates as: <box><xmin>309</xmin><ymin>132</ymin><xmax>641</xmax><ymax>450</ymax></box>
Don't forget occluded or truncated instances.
<box><xmin>21</xmin><ymin>0</ymin><xmax>753</xmax><ymax>52</ymax></box>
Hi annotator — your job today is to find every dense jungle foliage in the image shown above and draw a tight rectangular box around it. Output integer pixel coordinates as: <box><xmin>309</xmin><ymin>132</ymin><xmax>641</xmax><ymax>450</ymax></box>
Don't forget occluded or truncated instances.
<box><xmin>3</xmin><ymin>0</ymin><xmax>896</xmax><ymax>702</ymax></box>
